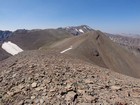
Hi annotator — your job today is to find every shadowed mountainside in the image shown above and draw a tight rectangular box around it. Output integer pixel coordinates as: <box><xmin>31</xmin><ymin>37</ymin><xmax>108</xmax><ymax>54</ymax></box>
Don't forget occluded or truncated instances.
<box><xmin>0</xmin><ymin>30</ymin><xmax>12</xmax><ymax>42</ymax></box>
<box><xmin>7</xmin><ymin>29</ymin><xmax>72</xmax><ymax>50</ymax></box>
<box><xmin>0</xmin><ymin>46</ymin><xmax>11</xmax><ymax>61</ymax></box>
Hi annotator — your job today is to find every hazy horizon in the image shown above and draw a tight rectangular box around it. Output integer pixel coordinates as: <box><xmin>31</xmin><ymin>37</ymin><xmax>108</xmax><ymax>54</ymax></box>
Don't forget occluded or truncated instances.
<box><xmin>0</xmin><ymin>0</ymin><xmax>140</xmax><ymax>34</ymax></box>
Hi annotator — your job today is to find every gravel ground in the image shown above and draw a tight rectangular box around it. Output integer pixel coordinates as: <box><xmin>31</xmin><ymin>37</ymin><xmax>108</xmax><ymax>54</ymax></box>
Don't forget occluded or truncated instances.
<box><xmin>0</xmin><ymin>50</ymin><xmax>140</xmax><ymax>105</ymax></box>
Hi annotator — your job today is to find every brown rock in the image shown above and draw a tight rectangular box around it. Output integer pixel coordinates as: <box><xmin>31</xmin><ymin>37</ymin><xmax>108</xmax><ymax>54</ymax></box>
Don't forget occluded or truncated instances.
<box><xmin>77</xmin><ymin>103</ymin><xmax>92</xmax><ymax>105</ymax></box>
<box><xmin>40</xmin><ymin>98</ymin><xmax>45</xmax><ymax>104</ymax></box>
<box><xmin>65</xmin><ymin>91</ymin><xmax>77</xmax><ymax>102</ymax></box>
<box><xmin>130</xmin><ymin>88</ymin><xmax>140</xmax><ymax>98</ymax></box>
<box><xmin>111</xmin><ymin>86</ymin><xmax>121</xmax><ymax>90</ymax></box>
<box><xmin>17</xmin><ymin>100</ymin><xmax>24</xmax><ymax>105</ymax></box>
<box><xmin>84</xmin><ymin>79</ymin><xmax>94</xmax><ymax>84</ymax></box>
<box><xmin>31</xmin><ymin>82</ymin><xmax>37</xmax><ymax>88</ymax></box>
<box><xmin>31</xmin><ymin>96</ymin><xmax>36</xmax><ymax>99</ymax></box>
<box><xmin>83</xmin><ymin>94</ymin><xmax>94</xmax><ymax>103</ymax></box>
<box><xmin>35</xmin><ymin>86</ymin><xmax>44</xmax><ymax>91</ymax></box>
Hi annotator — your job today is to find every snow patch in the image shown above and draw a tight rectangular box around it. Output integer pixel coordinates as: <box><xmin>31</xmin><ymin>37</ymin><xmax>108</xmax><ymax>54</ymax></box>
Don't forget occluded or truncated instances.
<box><xmin>66</xmin><ymin>27</ymin><xmax>70</xmax><ymax>29</ymax></box>
<box><xmin>87</xmin><ymin>26</ymin><xmax>92</xmax><ymax>30</ymax></box>
<box><xmin>2</xmin><ymin>41</ymin><xmax>23</xmax><ymax>55</ymax></box>
<box><xmin>75</xmin><ymin>29</ymin><xmax>78</xmax><ymax>32</ymax></box>
<box><xmin>60</xmin><ymin>46</ymin><xmax>73</xmax><ymax>54</ymax></box>
<box><xmin>79</xmin><ymin>29</ymin><xmax>84</xmax><ymax>33</ymax></box>
<box><xmin>84</xmin><ymin>26</ymin><xmax>87</xmax><ymax>30</ymax></box>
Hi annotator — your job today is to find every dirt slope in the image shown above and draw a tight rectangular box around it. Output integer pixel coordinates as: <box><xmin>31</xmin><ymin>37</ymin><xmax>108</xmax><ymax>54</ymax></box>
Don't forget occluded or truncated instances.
<box><xmin>50</xmin><ymin>31</ymin><xmax>140</xmax><ymax>78</ymax></box>
<box><xmin>0</xmin><ymin>50</ymin><xmax>140</xmax><ymax>105</ymax></box>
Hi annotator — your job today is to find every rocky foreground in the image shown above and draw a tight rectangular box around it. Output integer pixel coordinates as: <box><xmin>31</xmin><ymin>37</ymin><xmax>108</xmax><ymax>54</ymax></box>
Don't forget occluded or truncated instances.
<box><xmin>0</xmin><ymin>50</ymin><xmax>140</xmax><ymax>105</ymax></box>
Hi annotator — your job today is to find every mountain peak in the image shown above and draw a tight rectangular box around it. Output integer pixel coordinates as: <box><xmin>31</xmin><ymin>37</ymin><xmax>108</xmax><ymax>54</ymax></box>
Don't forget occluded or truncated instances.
<box><xmin>58</xmin><ymin>25</ymin><xmax>94</xmax><ymax>35</ymax></box>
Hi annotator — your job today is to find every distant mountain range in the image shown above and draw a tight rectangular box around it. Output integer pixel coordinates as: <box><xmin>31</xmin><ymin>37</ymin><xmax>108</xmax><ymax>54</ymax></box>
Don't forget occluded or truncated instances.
<box><xmin>58</xmin><ymin>25</ymin><xmax>94</xmax><ymax>35</ymax></box>
<box><xmin>1</xmin><ymin>25</ymin><xmax>140</xmax><ymax>48</ymax></box>
<box><xmin>106</xmin><ymin>33</ymin><xmax>140</xmax><ymax>47</ymax></box>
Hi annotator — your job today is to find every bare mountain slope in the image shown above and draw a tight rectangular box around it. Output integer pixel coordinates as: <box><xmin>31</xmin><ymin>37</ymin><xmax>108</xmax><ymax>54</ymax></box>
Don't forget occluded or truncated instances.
<box><xmin>7</xmin><ymin>29</ymin><xmax>72</xmax><ymax>50</ymax></box>
<box><xmin>95</xmin><ymin>31</ymin><xmax>140</xmax><ymax>78</ymax></box>
<box><xmin>50</xmin><ymin>31</ymin><xmax>140</xmax><ymax>78</ymax></box>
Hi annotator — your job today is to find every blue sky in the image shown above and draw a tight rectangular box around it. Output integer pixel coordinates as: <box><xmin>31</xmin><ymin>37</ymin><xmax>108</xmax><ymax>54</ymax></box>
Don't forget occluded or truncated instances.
<box><xmin>0</xmin><ymin>0</ymin><xmax>140</xmax><ymax>34</ymax></box>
